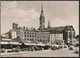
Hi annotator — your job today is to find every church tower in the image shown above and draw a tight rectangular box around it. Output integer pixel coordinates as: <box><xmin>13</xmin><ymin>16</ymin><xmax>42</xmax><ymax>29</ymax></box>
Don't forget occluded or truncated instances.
<box><xmin>38</xmin><ymin>4</ymin><xmax>45</xmax><ymax>30</ymax></box>
<box><xmin>47</xmin><ymin>20</ymin><xmax>51</xmax><ymax>28</ymax></box>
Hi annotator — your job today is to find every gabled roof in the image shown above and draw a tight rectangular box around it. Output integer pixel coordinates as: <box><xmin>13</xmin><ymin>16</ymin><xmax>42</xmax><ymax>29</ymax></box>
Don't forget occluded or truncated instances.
<box><xmin>45</xmin><ymin>25</ymin><xmax>75</xmax><ymax>33</ymax></box>
<box><xmin>64</xmin><ymin>25</ymin><xmax>75</xmax><ymax>31</ymax></box>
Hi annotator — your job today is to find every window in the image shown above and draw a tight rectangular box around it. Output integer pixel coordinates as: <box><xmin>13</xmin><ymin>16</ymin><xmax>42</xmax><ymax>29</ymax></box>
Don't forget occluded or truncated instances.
<box><xmin>24</xmin><ymin>35</ymin><xmax>26</xmax><ymax>37</ymax></box>
<box><xmin>27</xmin><ymin>38</ymin><xmax>29</xmax><ymax>40</ymax></box>
<box><xmin>73</xmin><ymin>32</ymin><xmax>75</xmax><ymax>38</ymax></box>
<box><xmin>27</xmin><ymin>32</ymin><xmax>29</xmax><ymax>34</ymax></box>
<box><xmin>24</xmin><ymin>38</ymin><xmax>26</xmax><ymax>40</ymax></box>
<box><xmin>68</xmin><ymin>32</ymin><xmax>70</xmax><ymax>38</ymax></box>
<box><xmin>35</xmin><ymin>36</ymin><xmax>36</xmax><ymax>37</ymax></box>
<box><xmin>30</xmin><ymin>35</ymin><xmax>31</xmax><ymax>37</ymax></box>
<box><xmin>24</xmin><ymin>32</ymin><xmax>26</xmax><ymax>34</ymax></box>
<box><xmin>27</xmin><ymin>35</ymin><xmax>29</xmax><ymax>37</ymax></box>
<box><xmin>32</xmin><ymin>35</ymin><xmax>34</xmax><ymax>37</ymax></box>
<box><xmin>32</xmin><ymin>33</ymin><xmax>33</xmax><ymax>34</ymax></box>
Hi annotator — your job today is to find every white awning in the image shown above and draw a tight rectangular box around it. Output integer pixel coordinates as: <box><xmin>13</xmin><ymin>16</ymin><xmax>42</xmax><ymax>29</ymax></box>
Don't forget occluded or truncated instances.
<box><xmin>2</xmin><ymin>38</ymin><xmax>11</xmax><ymax>40</ymax></box>
<box><xmin>24</xmin><ymin>43</ymin><xmax>36</xmax><ymax>45</ymax></box>
<box><xmin>9</xmin><ymin>42</ymin><xmax>21</xmax><ymax>45</ymax></box>
<box><xmin>46</xmin><ymin>43</ymin><xmax>51</xmax><ymax>46</ymax></box>
<box><xmin>1</xmin><ymin>42</ymin><xmax>21</xmax><ymax>45</ymax></box>
<box><xmin>37</xmin><ymin>43</ymin><xmax>45</xmax><ymax>46</ymax></box>
<box><xmin>1</xmin><ymin>42</ymin><xmax>9</xmax><ymax>44</ymax></box>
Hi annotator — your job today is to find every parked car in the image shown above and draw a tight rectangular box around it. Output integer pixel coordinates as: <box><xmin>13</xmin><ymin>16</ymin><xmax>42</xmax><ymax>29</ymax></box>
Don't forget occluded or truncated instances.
<box><xmin>12</xmin><ymin>48</ymin><xmax>19</xmax><ymax>52</ymax></box>
<box><xmin>74</xmin><ymin>44</ymin><xmax>79</xmax><ymax>54</ymax></box>
<box><xmin>43</xmin><ymin>45</ymin><xmax>50</xmax><ymax>50</ymax></box>
<box><xmin>34</xmin><ymin>46</ymin><xmax>42</xmax><ymax>51</ymax></box>
<box><xmin>58</xmin><ymin>45</ymin><xmax>64</xmax><ymax>49</ymax></box>
<box><xmin>29</xmin><ymin>47</ymin><xmax>34</xmax><ymax>51</ymax></box>
<box><xmin>21</xmin><ymin>48</ymin><xmax>27</xmax><ymax>51</ymax></box>
<box><xmin>75</xmin><ymin>47</ymin><xmax>79</xmax><ymax>53</ymax></box>
<box><xmin>64</xmin><ymin>45</ymin><xmax>68</xmax><ymax>48</ymax></box>
<box><xmin>5</xmin><ymin>49</ymin><xmax>13</xmax><ymax>52</ymax></box>
<box><xmin>51</xmin><ymin>44</ymin><xmax>59</xmax><ymax>50</ymax></box>
<box><xmin>69</xmin><ymin>45</ymin><xmax>75</xmax><ymax>50</ymax></box>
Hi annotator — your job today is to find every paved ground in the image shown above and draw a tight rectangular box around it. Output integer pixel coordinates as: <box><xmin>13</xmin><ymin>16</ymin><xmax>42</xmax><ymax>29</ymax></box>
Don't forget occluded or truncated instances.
<box><xmin>1</xmin><ymin>48</ymin><xmax>79</xmax><ymax>57</ymax></box>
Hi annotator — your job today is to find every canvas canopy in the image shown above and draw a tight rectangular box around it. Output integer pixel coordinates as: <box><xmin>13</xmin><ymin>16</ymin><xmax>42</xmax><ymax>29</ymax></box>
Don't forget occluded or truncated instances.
<box><xmin>1</xmin><ymin>42</ymin><xmax>9</xmax><ymax>44</ymax></box>
<box><xmin>24</xmin><ymin>43</ymin><xmax>36</xmax><ymax>45</ymax></box>
<box><xmin>9</xmin><ymin>42</ymin><xmax>21</xmax><ymax>45</ymax></box>
<box><xmin>1</xmin><ymin>41</ymin><xmax>21</xmax><ymax>45</ymax></box>
<box><xmin>36</xmin><ymin>42</ymin><xmax>45</xmax><ymax>46</ymax></box>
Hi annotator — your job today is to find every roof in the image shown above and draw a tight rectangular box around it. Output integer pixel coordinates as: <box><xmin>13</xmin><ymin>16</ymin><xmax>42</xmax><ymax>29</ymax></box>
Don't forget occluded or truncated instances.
<box><xmin>45</xmin><ymin>25</ymin><xmax>75</xmax><ymax>33</ymax></box>
<box><xmin>37</xmin><ymin>29</ymin><xmax>49</xmax><ymax>32</ymax></box>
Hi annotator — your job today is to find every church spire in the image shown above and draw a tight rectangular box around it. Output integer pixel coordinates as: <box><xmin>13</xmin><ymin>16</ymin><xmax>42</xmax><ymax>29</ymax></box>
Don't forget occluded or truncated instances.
<box><xmin>41</xmin><ymin>4</ymin><xmax>43</xmax><ymax>13</ymax></box>
<box><xmin>40</xmin><ymin>4</ymin><xmax>44</xmax><ymax>19</ymax></box>
<box><xmin>38</xmin><ymin>4</ymin><xmax>45</xmax><ymax>30</ymax></box>
<box><xmin>47</xmin><ymin>20</ymin><xmax>51</xmax><ymax>28</ymax></box>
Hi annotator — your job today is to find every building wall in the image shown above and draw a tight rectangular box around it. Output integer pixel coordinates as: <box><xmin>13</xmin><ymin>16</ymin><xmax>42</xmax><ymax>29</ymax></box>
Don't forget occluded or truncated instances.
<box><xmin>50</xmin><ymin>33</ymin><xmax>63</xmax><ymax>44</ymax></box>
<box><xmin>66</xmin><ymin>30</ymin><xmax>75</xmax><ymax>44</ymax></box>
<box><xmin>11</xmin><ymin>30</ymin><xmax>17</xmax><ymax>39</ymax></box>
<box><xmin>22</xmin><ymin>31</ymin><xmax>36</xmax><ymax>41</ymax></box>
<box><xmin>18</xmin><ymin>30</ymin><xmax>50</xmax><ymax>43</ymax></box>
<box><xmin>36</xmin><ymin>31</ymin><xmax>50</xmax><ymax>43</ymax></box>
<box><xmin>10</xmin><ymin>22</ymin><xmax>76</xmax><ymax>45</ymax></box>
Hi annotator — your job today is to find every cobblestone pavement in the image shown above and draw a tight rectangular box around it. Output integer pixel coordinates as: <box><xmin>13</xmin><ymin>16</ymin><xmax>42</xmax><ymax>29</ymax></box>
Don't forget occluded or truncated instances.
<box><xmin>1</xmin><ymin>48</ymin><xmax>79</xmax><ymax>57</ymax></box>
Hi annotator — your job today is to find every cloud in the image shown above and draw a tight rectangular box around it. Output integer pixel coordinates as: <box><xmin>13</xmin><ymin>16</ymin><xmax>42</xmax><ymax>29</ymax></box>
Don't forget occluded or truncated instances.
<box><xmin>1</xmin><ymin>1</ymin><xmax>79</xmax><ymax>35</ymax></box>
<box><xmin>1</xmin><ymin>2</ymin><xmax>40</xmax><ymax>34</ymax></box>
<box><xmin>50</xmin><ymin>18</ymin><xmax>79</xmax><ymax>35</ymax></box>
<box><xmin>1</xmin><ymin>1</ymin><xmax>17</xmax><ymax>9</ymax></box>
<box><xmin>1</xmin><ymin>8</ymin><xmax>40</xmax><ymax>25</ymax></box>
<box><xmin>2</xmin><ymin>9</ymin><xmax>39</xmax><ymax>19</ymax></box>
<box><xmin>1</xmin><ymin>8</ymin><xmax>40</xmax><ymax>34</ymax></box>
<box><xmin>51</xmin><ymin>18</ymin><xmax>67</xmax><ymax>27</ymax></box>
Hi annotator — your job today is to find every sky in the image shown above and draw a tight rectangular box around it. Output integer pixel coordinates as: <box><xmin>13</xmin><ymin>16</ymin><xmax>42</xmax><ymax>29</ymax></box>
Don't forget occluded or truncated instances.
<box><xmin>1</xmin><ymin>1</ymin><xmax>79</xmax><ymax>35</ymax></box>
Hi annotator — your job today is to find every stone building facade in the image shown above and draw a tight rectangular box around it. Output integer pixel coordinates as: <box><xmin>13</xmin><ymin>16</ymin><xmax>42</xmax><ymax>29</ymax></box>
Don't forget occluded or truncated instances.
<box><xmin>19</xmin><ymin>28</ymin><xmax>50</xmax><ymax>44</ymax></box>
<box><xmin>46</xmin><ymin>25</ymin><xmax>75</xmax><ymax>44</ymax></box>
